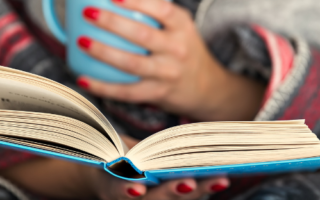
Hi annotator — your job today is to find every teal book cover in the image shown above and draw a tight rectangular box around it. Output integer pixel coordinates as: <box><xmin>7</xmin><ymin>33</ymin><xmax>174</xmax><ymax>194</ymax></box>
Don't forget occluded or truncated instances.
<box><xmin>1</xmin><ymin>140</ymin><xmax>320</xmax><ymax>186</ymax></box>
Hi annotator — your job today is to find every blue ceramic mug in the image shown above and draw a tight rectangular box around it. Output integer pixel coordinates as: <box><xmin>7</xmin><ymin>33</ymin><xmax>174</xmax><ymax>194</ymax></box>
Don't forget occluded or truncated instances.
<box><xmin>43</xmin><ymin>0</ymin><xmax>166</xmax><ymax>83</ymax></box>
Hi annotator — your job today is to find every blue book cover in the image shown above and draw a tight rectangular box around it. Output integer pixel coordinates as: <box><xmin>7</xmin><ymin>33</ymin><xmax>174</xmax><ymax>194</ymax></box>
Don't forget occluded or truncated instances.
<box><xmin>1</xmin><ymin>140</ymin><xmax>320</xmax><ymax>186</ymax></box>
<box><xmin>1</xmin><ymin>66</ymin><xmax>320</xmax><ymax>185</ymax></box>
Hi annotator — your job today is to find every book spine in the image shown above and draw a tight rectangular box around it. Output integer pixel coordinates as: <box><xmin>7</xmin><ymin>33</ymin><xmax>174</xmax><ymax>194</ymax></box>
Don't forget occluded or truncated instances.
<box><xmin>107</xmin><ymin>157</ymin><xmax>143</xmax><ymax>174</ymax></box>
<box><xmin>105</xmin><ymin>159</ymin><xmax>160</xmax><ymax>185</ymax></box>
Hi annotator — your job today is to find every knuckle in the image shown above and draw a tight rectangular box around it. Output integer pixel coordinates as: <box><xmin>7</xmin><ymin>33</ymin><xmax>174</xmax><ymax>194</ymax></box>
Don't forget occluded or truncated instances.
<box><xmin>166</xmin><ymin>69</ymin><xmax>180</xmax><ymax>80</ymax></box>
<box><xmin>137</xmin><ymin>26</ymin><xmax>152</xmax><ymax>44</ymax></box>
<box><xmin>96</xmin><ymin>84</ymin><xmax>108</xmax><ymax>96</ymax></box>
<box><xmin>97</xmin><ymin>45</ymin><xmax>114</xmax><ymax>64</ymax></box>
<box><xmin>154</xmin><ymin>87</ymin><xmax>168</xmax><ymax>100</ymax></box>
<box><xmin>91</xmin><ymin>41</ymin><xmax>107</xmax><ymax>56</ymax></box>
<box><xmin>146</xmin><ymin>59</ymin><xmax>156</xmax><ymax>76</ymax></box>
<box><xmin>105</xmin><ymin>12</ymin><xmax>118</xmax><ymax>31</ymax></box>
<box><xmin>178</xmin><ymin>46</ymin><xmax>189</xmax><ymax>60</ymax></box>
<box><xmin>172</xmin><ymin>44</ymin><xmax>189</xmax><ymax>61</ymax></box>
<box><xmin>160</xmin><ymin>2</ymin><xmax>175</xmax><ymax>21</ymax></box>
<box><xmin>98</xmin><ymin>44</ymin><xmax>110</xmax><ymax>58</ymax></box>
<box><xmin>120</xmin><ymin>90</ymin><xmax>136</xmax><ymax>101</ymax></box>
<box><xmin>124</xmin><ymin>55</ymin><xmax>141</xmax><ymax>74</ymax></box>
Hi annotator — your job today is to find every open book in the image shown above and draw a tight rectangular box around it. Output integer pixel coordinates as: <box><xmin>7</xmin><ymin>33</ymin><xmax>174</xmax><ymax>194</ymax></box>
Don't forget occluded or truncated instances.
<box><xmin>1</xmin><ymin>66</ymin><xmax>320</xmax><ymax>185</ymax></box>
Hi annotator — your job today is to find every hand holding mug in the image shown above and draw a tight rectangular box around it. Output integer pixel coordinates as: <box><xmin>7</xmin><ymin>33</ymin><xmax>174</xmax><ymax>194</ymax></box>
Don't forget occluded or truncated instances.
<box><xmin>78</xmin><ymin>0</ymin><xmax>232</xmax><ymax>120</ymax></box>
<box><xmin>43</xmin><ymin>0</ymin><xmax>163</xmax><ymax>83</ymax></box>
<box><xmin>77</xmin><ymin>0</ymin><xmax>265</xmax><ymax>121</ymax></box>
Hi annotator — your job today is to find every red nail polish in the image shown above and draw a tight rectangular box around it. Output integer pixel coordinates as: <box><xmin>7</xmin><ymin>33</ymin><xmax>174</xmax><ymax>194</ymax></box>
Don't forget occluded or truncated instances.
<box><xmin>77</xmin><ymin>77</ymin><xmax>90</xmax><ymax>89</ymax></box>
<box><xmin>128</xmin><ymin>188</ymin><xmax>141</xmax><ymax>197</ymax></box>
<box><xmin>211</xmin><ymin>184</ymin><xmax>227</xmax><ymax>192</ymax></box>
<box><xmin>83</xmin><ymin>7</ymin><xmax>100</xmax><ymax>20</ymax></box>
<box><xmin>112</xmin><ymin>0</ymin><xmax>125</xmax><ymax>3</ymax></box>
<box><xmin>177</xmin><ymin>183</ymin><xmax>193</xmax><ymax>194</ymax></box>
<box><xmin>77</xmin><ymin>36</ymin><xmax>92</xmax><ymax>49</ymax></box>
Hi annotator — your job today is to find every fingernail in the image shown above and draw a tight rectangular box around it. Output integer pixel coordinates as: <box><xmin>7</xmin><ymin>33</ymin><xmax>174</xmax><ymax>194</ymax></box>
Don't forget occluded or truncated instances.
<box><xmin>112</xmin><ymin>0</ymin><xmax>125</xmax><ymax>3</ymax></box>
<box><xmin>83</xmin><ymin>7</ymin><xmax>100</xmax><ymax>20</ymax></box>
<box><xmin>77</xmin><ymin>36</ymin><xmax>92</xmax><ymax>50</ymax></box>
<box><xmin>211</xmin><ymin>184</ymin><xmax>227</xmax><ymax>192</ymax></box>
<box><xmin>128</xmin><ymin>188</ymin><xmax>141</xmax><ymax>197</ymax></box>
<box><xmin>77</xmin><ymin>77</ymin><xmax>90</xmax><ymax>89</ymax></box>
<box><xmin>177</xmin><ymin>183</ymin><xmax>193</xmax><ymax>194</ymax></box>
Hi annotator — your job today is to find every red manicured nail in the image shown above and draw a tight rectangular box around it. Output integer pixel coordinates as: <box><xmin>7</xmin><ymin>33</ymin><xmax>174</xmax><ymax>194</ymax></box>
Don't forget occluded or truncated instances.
<box><xmin>128</xmin><ymin>188</ymin><xmax>141</xmax><ymax>197</ymax></box>
<box><xmin>77</xmin><ymin>77</ymin><xmax>90</xmax><ymax>89</ymax></box>
<box><xmin>77</xmin><ymin>36</ymin><xmax>92</xmax><ymax>49</ymax></box>
<box><xmin>83</xmin><ymin>7</ymin><xmax>100</xmax><ymax>20</ymax></box>
<box><xmin>211</xmin><ymin>184</ymin><xmax>227</xmax><ymax>192</ymax></box>
<box><xmin>112</xmin><ymin>0</ymin><xmax>125</xmax><ymax>3</ymax></box>
<box><xmin>177</xmin><ymin>183</ymin><xmax>193</xmax><ymax>194</ymax></box>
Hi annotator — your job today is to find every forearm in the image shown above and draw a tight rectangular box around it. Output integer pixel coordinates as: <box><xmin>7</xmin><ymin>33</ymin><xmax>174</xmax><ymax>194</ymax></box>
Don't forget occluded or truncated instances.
<box><xmin>0</xmin><ymin>158</ymin><xmax>95</xmax><ymax>199</ymax></box>
<box><xmin>210</xmin><ymin>72</ymin><xmax>266</xmax><ymax>121</ymax></box>
<box><xmin>192</xmin><ymin>59</ymin><xmax>266</xmax><ymax>122</ymax></box>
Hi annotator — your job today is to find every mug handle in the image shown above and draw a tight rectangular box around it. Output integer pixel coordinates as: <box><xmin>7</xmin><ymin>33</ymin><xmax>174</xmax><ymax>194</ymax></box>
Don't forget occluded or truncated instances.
<box><xmin>42</xmin><ymin>0</ymin><xmax>67</xmax><ymax>44</ymax></box>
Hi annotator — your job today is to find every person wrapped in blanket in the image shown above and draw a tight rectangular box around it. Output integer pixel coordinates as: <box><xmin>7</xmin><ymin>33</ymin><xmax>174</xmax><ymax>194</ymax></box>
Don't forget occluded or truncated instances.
<box><xmin>1</xmin><ymin>0</ymin><xmax>320</xmax><ymax>199</ymax></box>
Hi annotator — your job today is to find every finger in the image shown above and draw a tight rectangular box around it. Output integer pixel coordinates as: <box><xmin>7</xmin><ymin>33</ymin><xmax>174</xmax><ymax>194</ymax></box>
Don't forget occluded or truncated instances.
<box><xmin>77</xmin><ymin>77</ymin><xmax>166</xmax><ymax>103</ymax></box>
<box><xmin>174</xmin><ymin>177</ymin><xmax>229</xmax><ymax>200</ymax></box>
<box><xmin>197</xmin><ymin>177</ymin><xmax>229</xmax><ymax>194</ymax></box>
<box><xmin>77</xmin><ymin>36</ymin><xmax>159</xmax><ymax>78</ymax></box>
<box><xmin>97</xmin><ymin>172</ymin><xmax>146</xmax><ymax>200</ymax></box>
<box><xmin>144</xmin><ymin>179</ymin><xmax>197</xmax><ymax>200</ymax></box>
<box><xmin>83</xmin><ymin>7</ymin><xmax>169</xmax><ymax>52</ymax></box>
<box><xmin>112</xmin><ymin>0</ymin><xmax>192</xmax><ymax>30</ymax></box>
<box><xmin>108</xmin><ymin>182</ymin><xmax>145</xmax><ymax>200</ymax></box>
<box><xmin>78</xmin><ymin>36</ymin><xmax>182</xmax><ymax>80</ymax></box>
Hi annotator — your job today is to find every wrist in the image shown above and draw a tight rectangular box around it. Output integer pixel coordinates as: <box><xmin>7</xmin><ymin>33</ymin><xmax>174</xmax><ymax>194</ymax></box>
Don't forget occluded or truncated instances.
<box><xmin>192</xmin><ymin>59</ymin><xmax>230</xmax><ymax>121</ymax></box>
<box><xmin>191</xmin><ymin>58</ymin><xmax>266</xmax><ymax>121</ymax></box>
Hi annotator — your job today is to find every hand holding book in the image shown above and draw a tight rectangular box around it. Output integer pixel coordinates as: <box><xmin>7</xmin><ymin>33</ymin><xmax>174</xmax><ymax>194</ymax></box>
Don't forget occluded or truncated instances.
<box><xmin>2</xmin><ymin>137</ymin><xmax>229</xmax><ymax>200</ymax></box>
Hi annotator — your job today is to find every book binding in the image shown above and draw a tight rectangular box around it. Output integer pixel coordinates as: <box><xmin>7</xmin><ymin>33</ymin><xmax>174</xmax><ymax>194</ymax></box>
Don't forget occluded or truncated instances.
<box><xmin>2</xmin><ymin>140</ymin><xmax>320</xmax><ymax>186</ymax></box>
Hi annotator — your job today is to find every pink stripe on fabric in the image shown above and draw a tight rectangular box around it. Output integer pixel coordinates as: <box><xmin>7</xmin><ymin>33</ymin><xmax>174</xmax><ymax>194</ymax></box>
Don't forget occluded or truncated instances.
<box><xmin>0</xmin><ymin>23</ymin><xmax>25</xmax><ymax>44</ymax></box>
<box><xmin>0</xmin><ymin>13</ymin><xmax>17</xmax><ymax>31</ymax></box>
<box><xmin>252</xmin><ymin>25</ymin><xmax>295</xmax><ymax>107</ymax></box>
<box><xmin>0</xmin><ymin>23</ymin><xmax>24</xmax><ymax>45</ymax></box>
<box><xmin>0</xmin><ymin>23</ymin><xmax>32</xmax><ymax>64</ymax></box>
<box><xmin>3</xmin><ymin>37</ymin><xmax>33</xmax><ymax>65</ymax></box>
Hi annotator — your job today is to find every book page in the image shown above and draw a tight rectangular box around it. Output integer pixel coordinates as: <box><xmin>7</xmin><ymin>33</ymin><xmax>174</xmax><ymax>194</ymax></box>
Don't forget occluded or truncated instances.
<box><xmin>0</xmin><ymin>78</ymin><xmax>96</xmax><ymax>125</ymax></box>
<box><xmin>0</xmin><ymin>110</ymin><xmax>120</xmax><ymax>162</ymax></box>
<box><xmin>126</xmin><ymin>121</ymin><xmax>320</xmax><ymax>171</ymax></box>
<box><xmin>0</xmin><ymin>66</ymin><xmax>126</xmax><ymax>156</ymax></box>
